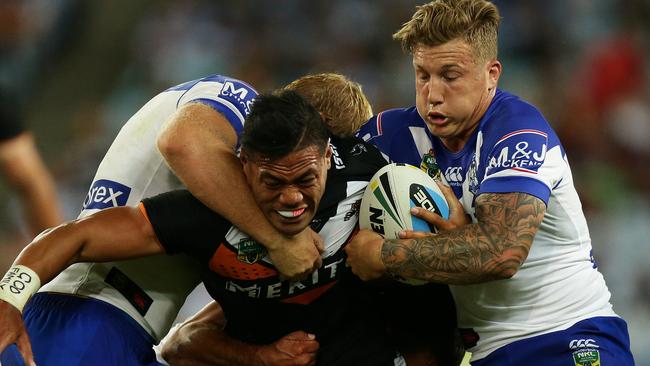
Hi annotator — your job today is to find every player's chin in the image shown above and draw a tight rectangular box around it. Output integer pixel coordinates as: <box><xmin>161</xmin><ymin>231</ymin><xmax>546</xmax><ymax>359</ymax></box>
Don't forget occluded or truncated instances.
<box><xmin>272</xmin><ymin>212</ymin><xmax>313</xmax><ymax>236</ymax></box>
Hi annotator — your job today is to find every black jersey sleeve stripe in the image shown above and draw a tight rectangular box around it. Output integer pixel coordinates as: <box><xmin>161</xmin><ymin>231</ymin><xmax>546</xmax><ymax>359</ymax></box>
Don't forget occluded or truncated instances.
<box><xmin>141</xmin><ymin>190</ymin><xmax>231</xmax><ymax>258</ymax></box>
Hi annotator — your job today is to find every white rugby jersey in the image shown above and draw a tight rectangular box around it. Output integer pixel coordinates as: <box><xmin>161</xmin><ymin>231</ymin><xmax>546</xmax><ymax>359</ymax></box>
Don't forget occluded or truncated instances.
<box><xmin>40</xmin><ymin>75</ymin><xmax>258</xmax><ymax>341</ymax></box>
<box><xmin>357</xmin><ymin>89</ymin><xmax>618</xmax><ymax>360</ymax></box>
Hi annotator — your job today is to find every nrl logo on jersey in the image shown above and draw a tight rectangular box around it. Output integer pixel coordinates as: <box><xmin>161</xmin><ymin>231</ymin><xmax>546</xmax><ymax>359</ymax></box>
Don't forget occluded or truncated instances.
<box><xmin>420</xmin><ymin>149</ymin><xmax>442</xmax><ymax>180</ymax></box>
<box><xmin>237</xmin><ymin>238</ymin><xmax>267</xmax><ymax>264</ymax></box>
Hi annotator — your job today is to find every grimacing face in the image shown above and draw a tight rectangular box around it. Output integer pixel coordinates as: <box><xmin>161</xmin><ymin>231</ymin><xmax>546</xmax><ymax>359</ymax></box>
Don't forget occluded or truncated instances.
<box><xmin>241</xmin><ymin>145</ymin><xmax>332</xmax><ymax>236</ymax></box>
<box><xmin>413</xmin><ymin>39</ymin><xmax>501</xmax><ymax>152</ymax></box>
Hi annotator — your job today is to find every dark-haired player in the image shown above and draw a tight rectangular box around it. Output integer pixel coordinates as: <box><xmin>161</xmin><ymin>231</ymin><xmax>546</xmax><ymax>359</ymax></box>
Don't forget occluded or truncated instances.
<box><xmin>0</xmin><ymin>72</ymin><xmax>373</xmax><ymax>366</ymax></box>
<box><xmin>0</xmin><ymin>91</ymin><xmax>402</xmax><ymax>365</ymax></box>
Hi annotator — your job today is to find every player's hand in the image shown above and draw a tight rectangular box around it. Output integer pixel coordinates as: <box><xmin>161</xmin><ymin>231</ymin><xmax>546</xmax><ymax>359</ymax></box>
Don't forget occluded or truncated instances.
<box><xmin>435</xmin><ymin>181</ymin><xmax>471</xmax><ymax>229</ymax></box>
<box><xmin>344</xmin><ymin>229</ymin><xmax>386</xmax><ymax>281</ymax></box>
<box><xmin>399</xmin><ymin>181</ymin><xmax>470</xmax><ymax>239</ymax></box>
<box><xmin>269</xmin><ymin>228</ymin><xmax>324</xmax><ymax>281</ymax></box>
<box><xmin>0</xmin><ymin>300</ymin><xmax>36</xmax><ymax>366</ymax></box>
<box><xmin>255</xmin><ymin>331</ymin><xmax>319</xmax><ymax>366</ymax></box>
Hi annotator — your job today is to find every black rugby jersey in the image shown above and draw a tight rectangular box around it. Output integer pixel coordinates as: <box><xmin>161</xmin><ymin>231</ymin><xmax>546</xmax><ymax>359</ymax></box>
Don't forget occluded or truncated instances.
<box><xmin>142</xmin><ymin>136</ymin><xmax>397</xmax><ymax>365</ymax></box>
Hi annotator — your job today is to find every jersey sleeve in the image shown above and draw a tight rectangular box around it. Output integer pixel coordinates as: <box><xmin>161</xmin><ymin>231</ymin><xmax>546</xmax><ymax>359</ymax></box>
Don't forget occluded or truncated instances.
<box><xmin>478</xmin><ymin>103</ymin><xmax>566</xmax><ymax>204</ymax></box>
<box><xmin>140</xmin><ymin>190</ymin><xmax>231</xmax><ymax>258</ymax></box>
<box><xmin>177</xmin><ymin>75</ymin><xmax>258</xmax><ymax>143</ymax></box>
<box><xmin>356</xmin><ymin>107</ymin><xmax>428</xmax><ymax>166</ymax></box>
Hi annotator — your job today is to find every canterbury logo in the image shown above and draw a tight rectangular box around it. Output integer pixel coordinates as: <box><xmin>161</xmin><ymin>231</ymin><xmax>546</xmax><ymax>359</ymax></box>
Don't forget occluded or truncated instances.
<box><xmin>569</xmin><ymin>339</ymin><xmax>599</xmax><ymax>349</ymax></box>
<box><xmin>444</xmin><ymin>166</ymin><xmax>463</xmax><ymax>183</ymax></box>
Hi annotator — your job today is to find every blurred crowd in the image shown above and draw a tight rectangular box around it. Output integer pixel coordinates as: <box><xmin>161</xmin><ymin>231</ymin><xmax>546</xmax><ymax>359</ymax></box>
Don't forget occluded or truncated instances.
<box><xmin>1</xmin><ymin>0</ymin><xmax>649</xmax><ymax>362</ymax></box>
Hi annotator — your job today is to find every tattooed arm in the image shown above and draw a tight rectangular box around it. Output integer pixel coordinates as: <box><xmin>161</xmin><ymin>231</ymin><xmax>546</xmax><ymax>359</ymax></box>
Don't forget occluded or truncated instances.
<box><xmin>345</xmin><ymin>192</ymin><xmax>546</xmax><ymax>285</ymax></box>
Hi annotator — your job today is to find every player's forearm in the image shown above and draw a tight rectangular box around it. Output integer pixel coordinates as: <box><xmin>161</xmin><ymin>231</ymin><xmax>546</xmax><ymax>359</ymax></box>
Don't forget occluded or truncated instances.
<box><xmin>381</xmin><ymin>192</ymin><xmax>545</xmax><ymax>284</ymax></box>
<box><xmin>158</xmin><ymin>106</ymin><xmax>287</xmax><ymax>250</ymax></box>
<box><xmin>166</xmin><ymin>142</ymin><xmax>287</xmax><ymax>250</ymax></box>
<box><xmin>11</xmin><ymin>221</ymin><xmax>94</xmax><ymax>285</ymax></box>
<box><xmin>162</xmin><ymin>323</ymin><xmax>265</xmax><ymax>366</ymax></box>
<box><xmin>11</xmin><ymin>207</ymin><xmax>160</xmax><ymax>285</ymax></box>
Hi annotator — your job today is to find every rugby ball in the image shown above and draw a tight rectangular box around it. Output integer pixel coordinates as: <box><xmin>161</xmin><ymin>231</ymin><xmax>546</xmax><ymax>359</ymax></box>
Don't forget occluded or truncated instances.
<box><xmin>359</xmin><ymin>163</ymin><xmax>450</xmax><ymax>285</ymax></box>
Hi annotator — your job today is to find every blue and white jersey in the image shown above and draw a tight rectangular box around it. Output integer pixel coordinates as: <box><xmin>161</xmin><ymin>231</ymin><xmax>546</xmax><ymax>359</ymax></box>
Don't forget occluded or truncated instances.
<box><xmin>357</xmin><ymin>89</ymin><xmax>618</xmax><ymax>360</ymax></box>
<box><xmin>41</xmin><ymin>75</ymin><xmax>258</xmax><ymax>341</ymax></box>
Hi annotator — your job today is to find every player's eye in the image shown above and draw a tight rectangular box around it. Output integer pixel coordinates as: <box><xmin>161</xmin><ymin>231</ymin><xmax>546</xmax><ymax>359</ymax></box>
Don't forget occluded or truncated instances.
<box><xmin>298</xmin><ymin>176</ymin><xmax>317</xmax><ymax>186</ymax></box>
<box><xmin>263</xmin><ymin>179</ymin><xmax>282</xmax><ymax>188</ymax></box>
<box><xmin>442</xmin><ymin>72</ymin><xmax>460</xmax><ymax>81</ymax></box>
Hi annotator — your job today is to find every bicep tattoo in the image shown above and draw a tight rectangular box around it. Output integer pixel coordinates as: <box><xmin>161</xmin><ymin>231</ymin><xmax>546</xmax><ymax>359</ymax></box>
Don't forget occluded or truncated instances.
<box><xmin>381</xmin><ymin>192</ymin><xmax>546</xmax><ymax>284</ymax></box>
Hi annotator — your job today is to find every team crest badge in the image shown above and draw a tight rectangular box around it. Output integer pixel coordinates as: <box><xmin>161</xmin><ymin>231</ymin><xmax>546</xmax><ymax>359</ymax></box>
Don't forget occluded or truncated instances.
<box><xmin>420</xmin><ymin>149</ymin><xmax>442</xmax><ymax>180</ymax></box>
<box><xmin>572</xmin><ymin>349</ymin><xmax>601</xmax><ymax>366</ymax></box>
<box><xmin>237</xmin><ymin>238</ymin><xmax>267</xmax><ymax>264</ymax></box>
<box><xmin>467</xmin><ymin>152</ymin><xmax>479</xmax><ymax>195</ymax></box>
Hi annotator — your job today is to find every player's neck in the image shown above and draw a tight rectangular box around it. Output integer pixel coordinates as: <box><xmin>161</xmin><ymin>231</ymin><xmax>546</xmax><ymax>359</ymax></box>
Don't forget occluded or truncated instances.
<box><xmin>440</xmin><ymin>122</ymin><xmax>478</xmax><ymax>152</ymax></box>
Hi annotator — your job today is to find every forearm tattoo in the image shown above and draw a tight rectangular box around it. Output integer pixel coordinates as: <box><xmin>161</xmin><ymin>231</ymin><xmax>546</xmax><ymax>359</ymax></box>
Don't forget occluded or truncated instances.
<box><xmin>381</xmin><ymin>192</ymin><xmax>546</xmax><ymax>284</ymax></box>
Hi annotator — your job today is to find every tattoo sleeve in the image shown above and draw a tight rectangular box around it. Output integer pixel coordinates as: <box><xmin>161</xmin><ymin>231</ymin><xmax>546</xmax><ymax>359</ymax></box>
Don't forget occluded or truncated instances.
<box><xmin>381</xmin><ymin>192</ymin><xmax>546</xmax><ymax>285</ymax></box>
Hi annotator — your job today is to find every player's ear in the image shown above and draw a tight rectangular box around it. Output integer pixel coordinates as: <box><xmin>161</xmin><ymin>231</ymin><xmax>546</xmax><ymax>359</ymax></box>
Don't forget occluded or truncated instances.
<box><xmin>240</xmin><ymin>149</ymin><xmax>255</xmax><ymax>180</ymax></box>
<box><xmin>240</xmin><ymin>149</ymin><xmax>249</xmax><ymax>165</ymax></box>
<box><xmin>324</xmin><ymin>146</ymin><xmax>332</xmax><ymax>170</ymax></box>
<box><xmin>487</xmin><ymin>59</ymin><xmax>502</xmax><ymax>90</ymax></box>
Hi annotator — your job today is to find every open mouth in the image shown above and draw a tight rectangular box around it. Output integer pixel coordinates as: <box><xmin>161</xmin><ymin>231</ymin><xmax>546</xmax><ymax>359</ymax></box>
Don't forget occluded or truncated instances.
<box><xmin>277</xmin><ymin>207</ymin><xmax>306</xmax><ymax>218</ymax></box>
<box><xmin>428</xmin><ymin>112</ymin><xmax>448</xmax><ymax>125</ymax></box>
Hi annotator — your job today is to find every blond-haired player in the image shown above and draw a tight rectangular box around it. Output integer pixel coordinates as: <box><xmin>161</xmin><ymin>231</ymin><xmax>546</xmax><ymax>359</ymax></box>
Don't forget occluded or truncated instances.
<box><xmin>348</xmin><ymin>1</ymin><xmax>635</xmax><ymax>365</ymax></box>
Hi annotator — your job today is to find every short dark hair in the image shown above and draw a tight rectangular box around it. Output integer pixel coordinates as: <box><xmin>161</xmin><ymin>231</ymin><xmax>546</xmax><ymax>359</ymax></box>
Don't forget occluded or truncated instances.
<box><xmin>241</xmin><ymin>90</ymin><xmax>330</xmax><ymax>160</ymax></box>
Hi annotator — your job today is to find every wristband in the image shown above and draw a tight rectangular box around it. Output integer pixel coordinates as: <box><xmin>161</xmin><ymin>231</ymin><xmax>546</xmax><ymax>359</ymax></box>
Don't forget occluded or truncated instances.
<box><xmin>0</xmin><ymin>265</ymin><xmax>41</xmax><ymax>312</ymax></box>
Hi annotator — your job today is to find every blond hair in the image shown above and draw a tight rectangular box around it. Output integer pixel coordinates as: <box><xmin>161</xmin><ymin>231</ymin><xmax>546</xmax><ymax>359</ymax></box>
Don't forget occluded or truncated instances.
<box><xmin>285</xmin><ymin>73</ymin><xmax>373</xmax><ymax>137</ymax></box>
<box><xmin>393</xmin><ymin>0</ymin><xmax>500</xmax><ymax>63</ymax></box>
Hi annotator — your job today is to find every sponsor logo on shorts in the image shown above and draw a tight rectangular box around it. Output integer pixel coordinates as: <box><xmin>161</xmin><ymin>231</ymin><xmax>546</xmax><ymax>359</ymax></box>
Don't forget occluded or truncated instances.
<box><xmin>570</xmin><ymin>339</ymin><xmax>601</xmax><ymax>366</ymax></box>
<box><xmin>82</xmin><ymin>179</ymin><xmax>131</xmax><ymax>210</ymax></box>
<box><xmin>572</xmin><ymin>349</ymin><xmax>600</xmax><ymax>366</ymax></box>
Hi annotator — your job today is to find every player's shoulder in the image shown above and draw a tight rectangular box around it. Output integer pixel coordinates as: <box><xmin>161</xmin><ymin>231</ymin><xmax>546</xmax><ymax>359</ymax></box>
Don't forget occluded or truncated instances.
<box><xmin>357</xmin><ymin>106</ymin><xmax>422</xmax><ymax>141</ymax></box>
<box><xmin>482</xmin><ymin>89</ymin><xmax>554</xmax><ymax>138</ymax></box>
<box><xmin>164</xmin><ymin>74</ymin><xmax>257</xmax><ymax>93</ymax></box>
<box><xmin>329</xmin><ymin>135</ymin><xmax>387</xmax><ymax>180</ymax></box>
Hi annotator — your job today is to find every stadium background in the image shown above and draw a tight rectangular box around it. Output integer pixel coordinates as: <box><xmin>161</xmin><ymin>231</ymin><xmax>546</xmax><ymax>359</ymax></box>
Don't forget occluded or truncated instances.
<box><xmin>1</xmin><ymin>0</ymin><xmax>648</xmax><ymax>363</ymax></box>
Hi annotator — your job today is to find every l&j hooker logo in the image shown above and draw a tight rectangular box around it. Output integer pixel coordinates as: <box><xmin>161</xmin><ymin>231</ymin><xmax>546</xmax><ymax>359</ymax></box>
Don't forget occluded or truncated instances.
<box><xmin>83</xmin><ymin>179</ymin><xmax>131</xmax><ymax>210</ymax></box>
<box><xmin>486</xmin><ymin>129</ymin><xmax>548</xmax><ymax>175</ymax></box>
